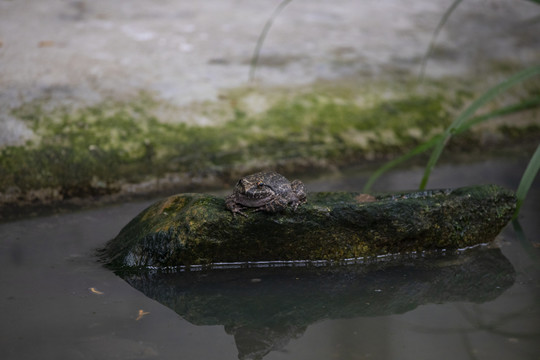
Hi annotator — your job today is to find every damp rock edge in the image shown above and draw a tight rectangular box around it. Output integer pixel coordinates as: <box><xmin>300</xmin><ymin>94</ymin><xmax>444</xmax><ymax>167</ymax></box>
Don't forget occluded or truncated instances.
<box><xmin>102</xmin><ymin>184</ymin><xmax>516</xmax><ymax>271</ymax></box>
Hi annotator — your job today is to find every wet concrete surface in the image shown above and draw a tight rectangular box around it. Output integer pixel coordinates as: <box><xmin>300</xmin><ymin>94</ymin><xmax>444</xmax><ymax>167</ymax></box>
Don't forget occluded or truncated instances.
<box><xmin>1</xmin><ymin>0</ymin><xmax>539</xmax><ymax>146</ymax></box>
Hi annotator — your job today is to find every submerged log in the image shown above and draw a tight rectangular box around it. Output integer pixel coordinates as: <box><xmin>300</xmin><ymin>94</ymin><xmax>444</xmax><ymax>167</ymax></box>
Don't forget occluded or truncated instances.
<box><xmin>103</xmin><ymin>184</ymin><xmax>516</xmax><ymax>271</ymax></box>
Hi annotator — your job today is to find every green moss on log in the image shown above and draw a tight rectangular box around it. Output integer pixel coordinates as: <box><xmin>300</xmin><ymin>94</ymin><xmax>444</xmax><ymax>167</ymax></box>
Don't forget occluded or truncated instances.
<box><xmin>104</xmin><ymin>184</ymin><xmax>516</xmax><ymax>271</ymax></box>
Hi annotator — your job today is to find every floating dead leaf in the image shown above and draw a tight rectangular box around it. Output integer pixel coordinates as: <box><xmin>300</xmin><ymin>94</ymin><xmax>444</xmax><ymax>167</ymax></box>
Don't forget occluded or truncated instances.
<box><xmin>89</xmin><ymin>287</ymin><xmax>104</xmax><ymax>295</ymax></box>
<box><xmin>136</xmin><ymin>309</ymin><xmax>150</xmax><ymax>321</ymax></box>
<box><xmin>355</xmin><ymin>194</ymin><xmax>376</xmax><ymax>203</ymax></box>
<box><xmin>38</xmin><ymin>41</ymin><xmax>55</xmax><ymax>48</ymax></box>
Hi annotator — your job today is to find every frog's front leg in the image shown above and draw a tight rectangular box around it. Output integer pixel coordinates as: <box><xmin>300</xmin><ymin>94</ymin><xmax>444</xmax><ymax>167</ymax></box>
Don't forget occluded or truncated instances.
<box><xmin>291</xmin><ymin>179</ymin><xmax>307</xmax><ymax>203</ymax></box>
<box><xmin>225</xmin><ymin>196</ymin><xmax>248</xmax><ymax>217</ymax></box>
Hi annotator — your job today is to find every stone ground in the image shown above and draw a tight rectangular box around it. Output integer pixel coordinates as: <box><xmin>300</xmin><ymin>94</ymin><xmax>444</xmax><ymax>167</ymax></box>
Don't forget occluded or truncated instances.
<box><xmin>1</xmin><ymin>0</ymin><xmax>539</xmax><ymax>147</ymax></box>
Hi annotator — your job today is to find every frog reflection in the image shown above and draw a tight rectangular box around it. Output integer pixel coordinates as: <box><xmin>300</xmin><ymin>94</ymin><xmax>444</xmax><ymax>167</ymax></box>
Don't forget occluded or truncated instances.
<box><xmin>122</xmin><ymin>248</ymin><xmax>514</xmax><ymax>360</ymax></box>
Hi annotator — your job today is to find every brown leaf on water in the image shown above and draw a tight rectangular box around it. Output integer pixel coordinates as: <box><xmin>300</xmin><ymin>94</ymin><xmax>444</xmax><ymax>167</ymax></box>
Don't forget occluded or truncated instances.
<box><xmin>89</xmin><ymin>287</ymin><xmax>104</xmax><ymax>295</ymax></box>
<box><xmin>38</xmin><ymin>41</ymin><xmax>55</xmax><ymax>48</ymax></box>
<box><xmin>136</xmin><ymin>309</ymin><xmax>150</xmax><ymax>321</ymax></box>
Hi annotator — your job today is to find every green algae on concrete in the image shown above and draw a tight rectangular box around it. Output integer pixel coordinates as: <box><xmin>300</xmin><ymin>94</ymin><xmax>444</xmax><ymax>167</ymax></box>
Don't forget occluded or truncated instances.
<box><xmin>1</xmin><ymin>90</ymin><xmax>454</xmax><ymax>194</ymax></box>
<box><xmin>2</xmin><ymin>81</ymin><xmax>538</xmax><ymax>214</ymax></box>
<box><xmin>103</xmin><ymin>184</ymin><xmax>516</xmax><ymax>271</ymax></box>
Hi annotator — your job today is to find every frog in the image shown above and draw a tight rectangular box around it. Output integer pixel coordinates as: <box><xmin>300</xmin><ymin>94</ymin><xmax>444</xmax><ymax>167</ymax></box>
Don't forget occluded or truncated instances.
<box><xmin>225</xmin><ymin>171</ymin><xmax>307</xmax><ymax>217</ymax></box>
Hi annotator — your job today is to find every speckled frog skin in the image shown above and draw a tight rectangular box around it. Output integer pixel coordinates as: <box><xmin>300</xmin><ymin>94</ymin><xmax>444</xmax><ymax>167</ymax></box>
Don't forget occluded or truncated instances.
<box><xmin>225</xmin><ymin>171</ymin><xmax>307</xmax><ymax>217</ymax></box>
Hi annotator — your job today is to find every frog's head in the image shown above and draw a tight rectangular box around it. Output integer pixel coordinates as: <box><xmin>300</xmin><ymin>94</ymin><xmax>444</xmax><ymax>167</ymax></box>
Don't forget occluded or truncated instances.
<box><xmin>237</xmin><ymin>177</ymin><xmax>275</xmax><ymax>199</ymax></box>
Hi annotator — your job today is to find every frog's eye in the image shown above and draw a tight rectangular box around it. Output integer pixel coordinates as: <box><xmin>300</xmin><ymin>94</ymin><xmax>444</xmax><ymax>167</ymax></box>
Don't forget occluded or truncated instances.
<box><xmin>257</xmin><ymin>181</ymin><xmax>264</xmax><ymax>187</ymax></box>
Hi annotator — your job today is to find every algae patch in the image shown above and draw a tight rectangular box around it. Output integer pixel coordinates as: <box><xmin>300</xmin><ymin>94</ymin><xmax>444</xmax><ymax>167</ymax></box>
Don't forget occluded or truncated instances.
<box><xmin>0</xmin><ymin>81</ymin><xmax>538</xmax><ymax>207</ymax></box>
<box><xmin>0</xmin><ymin>89</ymin><xmax>449</xmax><ymax>195</ymax></box>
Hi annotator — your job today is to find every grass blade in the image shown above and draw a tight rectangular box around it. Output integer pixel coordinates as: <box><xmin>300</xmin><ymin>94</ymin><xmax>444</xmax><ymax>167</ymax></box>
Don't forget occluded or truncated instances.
<box><xmin>363</xmin><ymin>95</ymin><xmax>540</xmax><ymax>192</ymax></box>
<box><xmin>363</xmin><ymin>135</ymin><xmax>443</xmax><ymax>192</ymax></box>
<box><xmin>419</xmin><ymin>65</ymin><xmax>540</xmax><ymax>189</ymax></box>
<box><xmin>514</xmin><ymin>144</ymin><xmax>540</xmax><ymax>218</ymax></box>
<box><xmin>249</xmin><ymin>0</ymin><xmax>293</xmax><ymax>82</ymax></box>
<box><xmin>419</xmin><ymin>0</ymin><xmax>463</xmax><ymax>81</ymax></box>
<box><xmin>455</xmin><ymin>96</ymin><xmax>540</xmax><ymax>131</ymax></box>
<box><xmin>512</xmin><ymin>219</ymin><xmax>540</xmax><ymax>268</ymax></box>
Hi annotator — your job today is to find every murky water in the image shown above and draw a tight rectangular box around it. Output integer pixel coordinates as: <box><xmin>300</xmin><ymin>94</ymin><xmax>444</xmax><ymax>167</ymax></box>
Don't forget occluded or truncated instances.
<box><xmin>1</xmin><ymin>157</ymin><xmax>539</xmax><ymax>360</ymax></box>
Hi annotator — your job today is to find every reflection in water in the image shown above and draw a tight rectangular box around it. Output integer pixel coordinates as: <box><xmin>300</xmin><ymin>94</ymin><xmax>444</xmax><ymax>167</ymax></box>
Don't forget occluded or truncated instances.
<box><xmin>120</xmin><ymin>248</ymin><xmax>515</xmax><ymax>360</ymax></box>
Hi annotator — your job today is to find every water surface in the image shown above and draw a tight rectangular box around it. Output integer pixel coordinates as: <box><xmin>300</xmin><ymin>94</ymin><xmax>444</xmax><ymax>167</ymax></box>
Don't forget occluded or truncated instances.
<box><xmin>1</xmin><ymin>158</ymin><xmax>539</xmax><ymax>360</ymax></box>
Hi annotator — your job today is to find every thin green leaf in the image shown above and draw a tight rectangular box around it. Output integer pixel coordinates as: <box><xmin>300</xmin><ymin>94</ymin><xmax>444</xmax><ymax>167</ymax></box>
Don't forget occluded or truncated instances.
<box><xmin>249</xmin><ymin>0</ymin><xmax>293</xmax><ymax>82</ymax></box>
<box><xmin>514</xmin><ymin>144</ymin><xmax>540</xmax><ymax>218</ymax></box>
<box><xmin>512</xmin><ymin>219</ymin><xmax>540</xmax><ymax>267</ymax></box>
<box><xmin>419</xmin><ymin>65</ymin><xmax>540</xmax><ymax>189</ymax></box>
<box><xmin>420</xmin><ymin>136</ymin><xmax>447</xmax><ymax>190</ymax></box>
<box><xmin>364</xmin><ymin>95</ymin><xmax>540</xmax><ymax>192</ymax></box>
<box><xmin>362</xmin><ymin>134</ymin><xmax>443</xmax><ymax>192</ymax></box>
<box><xmin>455</xmin><ymin>96</ymin><xmax>540</xmax><ymax>131</ymax></box>
<box><xmin>419</xmin><ymin>0</ymin><xmax>463</xmax><ymax>81</ymax></box>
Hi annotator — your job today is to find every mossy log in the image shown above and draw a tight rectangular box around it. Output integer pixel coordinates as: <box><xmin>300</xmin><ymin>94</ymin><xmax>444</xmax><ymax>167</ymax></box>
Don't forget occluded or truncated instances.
<box><xmin>104</xmin><ymin>184</ymin><xmax>515</xmax><ymax>271</ymax></box>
